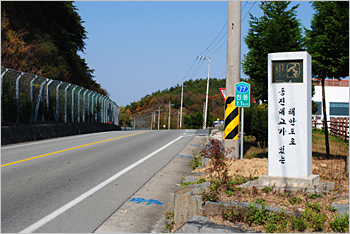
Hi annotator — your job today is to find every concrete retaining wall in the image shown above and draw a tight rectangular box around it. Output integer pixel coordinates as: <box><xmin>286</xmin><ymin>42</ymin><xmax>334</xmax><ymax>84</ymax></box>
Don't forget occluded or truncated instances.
<box><xmin>1</xmin><ymin>123</ymin><xmax>121</xmax><ymax>145</ymax></box>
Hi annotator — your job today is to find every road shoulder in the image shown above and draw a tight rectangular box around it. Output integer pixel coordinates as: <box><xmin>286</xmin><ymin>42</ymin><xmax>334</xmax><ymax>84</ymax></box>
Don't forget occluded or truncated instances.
<box><xmin>94</xmin><ymin>135</ymin><xmax>207</xmax><ymax>233</ymax></box>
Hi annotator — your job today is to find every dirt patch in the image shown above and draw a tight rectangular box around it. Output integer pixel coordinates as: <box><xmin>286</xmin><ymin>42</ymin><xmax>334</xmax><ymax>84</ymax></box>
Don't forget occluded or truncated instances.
<box><xmin>193</xmin><ymin>156</ymin><xmax>348</xmax><ymax>233</ymax></box>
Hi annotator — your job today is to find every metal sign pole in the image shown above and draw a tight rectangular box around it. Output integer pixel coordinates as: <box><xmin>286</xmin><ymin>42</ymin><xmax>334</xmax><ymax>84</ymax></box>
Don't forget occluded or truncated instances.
<box><xmin>241</xmin><ymin>107</ymin><xmax>244</xmax><ymax>160</ymax></box>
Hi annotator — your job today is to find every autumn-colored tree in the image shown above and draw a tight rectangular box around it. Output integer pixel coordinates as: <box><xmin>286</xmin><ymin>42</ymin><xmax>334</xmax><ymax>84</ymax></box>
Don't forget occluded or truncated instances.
<box><xmin>1</xmin><ymin>2</ymin><xmax>107</xmax><ymax>95</ymax></box>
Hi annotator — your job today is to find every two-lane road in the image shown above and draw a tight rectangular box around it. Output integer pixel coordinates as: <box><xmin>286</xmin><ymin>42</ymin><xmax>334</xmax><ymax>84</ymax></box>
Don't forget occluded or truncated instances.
<box><xmin>1</xmin><ymin>129</ymin><xmax>197</xmax><ymax>233</ymax></box>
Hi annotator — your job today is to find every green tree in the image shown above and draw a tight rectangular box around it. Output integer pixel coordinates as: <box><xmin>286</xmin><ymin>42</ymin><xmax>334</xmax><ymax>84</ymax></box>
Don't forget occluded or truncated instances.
<box><xmin>305</xmin><ymin>1</ymin><xmax>349</xmax><ymax>158</ymax></box>
<box><xmin>183</xmin><ymin>112</ymin><xmax>203</xmax><ymax>129</ymax></box>
<box><xmin>242</xmin><ymin>1</ymin><xmax>304</xmax><ymax>101</ymax></box>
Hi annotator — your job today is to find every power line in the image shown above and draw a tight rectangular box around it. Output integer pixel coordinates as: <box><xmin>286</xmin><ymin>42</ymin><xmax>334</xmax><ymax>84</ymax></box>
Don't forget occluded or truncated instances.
<box><xmin>211</xmin><ymin>39</ymin><xmax>227</xmax><ymax>55</ymax></box>
<box><xmin>241</xmin><ymin>1</ymin><xmax>249</xmax><ymax>12</ymax></box>
<box><xmin>242</xmin><ymin>1</ymin><xmax>257</xmax><ymax>22</ymax></box>
<box><xmin>190</xmin><ymin>58</ymin><xmax>205</xmax><ymax>80</ymax></box>
<box><xmin>206</xmin><ymin>22</ymin><xmax>227</xmax><ymax>51</ymax></box>
<box><xmin>181</xmin><ymin>58</ymin><xmax>198</xmax><ymax>83</ymax></box>
<box><xmin>199</xmin><ymin>21</ymin><xmax>228</xmax><ymax>56</ymax></box>
<box><xmin>209</xmin><ymin>31</ymin><xmax>227</xmax><ymax>53</ymax></box>
<box><xmin>182</xmin><ymin>1</ymin><xmax>257</xmax><ymax>84</ymax></box>
<box><xmin>215</xmin><ymin>71</ymin><xmax>226</xmax><ymax>78</ymax></box>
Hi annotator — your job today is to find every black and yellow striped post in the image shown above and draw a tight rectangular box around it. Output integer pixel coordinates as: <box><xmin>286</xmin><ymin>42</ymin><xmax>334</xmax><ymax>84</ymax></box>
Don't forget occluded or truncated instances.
<box><xmin>224</xmin><ymin>96</ymin><xmax>239</xmax><ymax>140</ymax></box>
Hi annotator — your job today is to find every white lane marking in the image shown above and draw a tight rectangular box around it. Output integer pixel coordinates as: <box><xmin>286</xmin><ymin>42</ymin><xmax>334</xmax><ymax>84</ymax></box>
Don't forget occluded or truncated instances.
<box><xmin>1</xmin><ymin>131</ymin><xmax>135</xmax><ymax>150</ymax></box>
<box><xmin>19</xmin><ymin>134</ymin><xmax>185</xmax><ymax>233</ymax></box>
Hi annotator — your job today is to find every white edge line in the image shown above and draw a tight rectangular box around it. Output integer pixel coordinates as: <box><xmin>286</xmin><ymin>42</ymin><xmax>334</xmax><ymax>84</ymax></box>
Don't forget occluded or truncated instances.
<box><xmin>19</xmin><ymin>134</ymin><xmax>184</xmax><ymax>233</ymax></box>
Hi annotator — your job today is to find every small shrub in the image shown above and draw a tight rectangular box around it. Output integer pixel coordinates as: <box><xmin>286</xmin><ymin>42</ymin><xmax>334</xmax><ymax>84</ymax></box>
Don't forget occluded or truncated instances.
<box><xmin>202</xmin><ymin>184</ymin><xmax>220</xmax><ymax>203</ymax></box>
<box><xmin>163</xmin><ymin>211</ymin><xmax>174</xmax><ymax>233</ymax></box>
<box><xmin>180</xmin><ymin>178</ymin><xmax>206</xmax><ymax>187</ymax></box>
<box><xmin>189</xmin><ymin>154</ymin><xmax>202</xmax><ymax>170</ymax></box>
<box><xmin>307</xmin><ymin>202</ymin><xmax>321</xmax><ymax>213</ymax></box>
<box><xmin>223</xmin><ymin>207</ymin><xmax>244</xmax><ymax>223</ymax></box>
<box><xmin>309</xmin><ymin>212</ymin><xmax>327</xmax><ymax>231</ymax></box>
<box><xmin>308</xmin><ymin>191</ymin><xmax>323</xmax><ymax>199</ymax></box>
<box><xmin>289</xmin><ymin>196</ymin><xmax>302</xmax><ymax>205</ymax></box>
<box><xmin>330</xmin><ymin>213</ymin><xmax>349</xmax><ymax>233</ymax></box>
<box><xmin>303</xmin><ymin>208</ymin><xmax>326</xmax><ymax>231</ymax></box>
<box><xmin>327</xmin><ymin>205</ymin><xmax>337</xmax><ymax>212</ymax></box>
<box><xmin>265</xmin><ymin>212</ymin><xmax>279</xmax><ymax>232</ymax></box>
<box><xmin>254</xmin><ymin>198</ymin><xmax>267</xmax><ymax>206</ymax></box>
<box><xmin>262</xmin><ymin>186</ymin><xmax>272</xmax><ymax>194</ymax></box>
<box><xmin>164</xmin><ymin>221</ymin><xmax>174</xmax><ymax>233</ymax></box>
<box><xmin>165</xmin><ymin>211</ymin><xmax>174</xmax><ymax>220</ymax></box>
<box><xmin>245</xmin><ymin>204</ymin><xmax>268</xmax><ymax>226</ymax></box>
<box><xmin>201</xmin><ymin>139</ymin><xmax>232</xmax><ymax>185</ymax></box>
<box><xmin>292</xmin><ymin>216</ymin><xmax>307</xmax><ymax>231</ymax></box>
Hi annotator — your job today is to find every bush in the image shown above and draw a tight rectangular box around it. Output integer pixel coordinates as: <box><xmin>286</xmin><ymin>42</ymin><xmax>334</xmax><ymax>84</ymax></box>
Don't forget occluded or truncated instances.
<box><xmin>244</xmin><ymin>103</ymin><xmax>268</xmax><ymax>147</ymax></box>
<box><xmin>183</xmin><ymin>111</ymin><xmax>203</xmax><ymax>129</ymax></box>
<box><xmin>330</xmin><ymin>213</ymin><xmax>349</xmax><ymax>233</ymax></box>
<box><xmin>251</xmin><ymin>104</ymin><xmax>268</xmax><ymax>147</ymax></box>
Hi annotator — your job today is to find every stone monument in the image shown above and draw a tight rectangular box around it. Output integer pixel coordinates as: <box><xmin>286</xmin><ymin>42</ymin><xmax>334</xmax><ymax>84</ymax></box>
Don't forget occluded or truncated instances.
<box><xmin>260</xmin><ymin>51</ymin><xmax>320</xmax><ymax>188</ymax></box>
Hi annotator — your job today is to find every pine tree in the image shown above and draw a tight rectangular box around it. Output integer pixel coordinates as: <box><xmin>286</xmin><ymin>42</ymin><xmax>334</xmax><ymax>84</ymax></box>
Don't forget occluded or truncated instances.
<box><xmin>305</xmin><ymin>1</ymin><xmax>349</xmax><ymax>159</ymax></box>
<box><xmin>242</xmin><ymin>1</ymin><xmax>304</xmax><ymax>101</ymax></box>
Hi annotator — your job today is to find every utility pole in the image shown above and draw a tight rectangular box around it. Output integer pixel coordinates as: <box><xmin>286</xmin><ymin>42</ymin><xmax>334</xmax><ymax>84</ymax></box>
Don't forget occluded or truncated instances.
<box><xmin>177</xmin><ymin>110</ymin><xmax>179</xmax><ymax>129</ymax></box>
<box><xmin>198</xmin><ymin>51</ymin><xmax>211</xmax><ymax>129</ymax></box>
<box><xmin>225</xmin><ymin>1</ymin><xmax>241</xmax><ymax>159</ymax></box>
<box><xmin>168</xmin><ymin>100</ymin><xmax>171</xmax><ymax>130</ymax></box>
<box><xmin>133</xmin><ymin>116</ymin><xmax>136</xmax><ymax>130</ymax></box>
<box><xmin>158</xmin><ymin>106</ymin><xmax>161</xmax><ymax>130</ymax></box>
<box><xmin>180</xmin><ymin>82</ymin><xmax>184</xmax><ymax>129</ymax></box>
<box><xmin>150</xmin><ymin>111</ymin><xmax>155</xmax><ymax>130</ymax></box>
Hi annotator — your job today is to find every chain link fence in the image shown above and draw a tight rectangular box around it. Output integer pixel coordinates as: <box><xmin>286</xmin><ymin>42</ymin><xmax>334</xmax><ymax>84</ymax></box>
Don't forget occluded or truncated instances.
<box><xmin>1</xmin><ymin>68</ymin><xmax>120</xmax><ymax>125</ymax></box>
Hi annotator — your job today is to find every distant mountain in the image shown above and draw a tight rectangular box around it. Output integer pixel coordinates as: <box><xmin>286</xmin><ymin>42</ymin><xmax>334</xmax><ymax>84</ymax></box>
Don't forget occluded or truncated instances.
<box><xmin>119</xmin><ymin>78</ymin><xmax>227</xmax><ymax>128</ymax></box>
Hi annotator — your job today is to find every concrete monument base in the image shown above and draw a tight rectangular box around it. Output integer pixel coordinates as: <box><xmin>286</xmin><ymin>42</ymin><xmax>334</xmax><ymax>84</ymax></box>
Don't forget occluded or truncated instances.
<box><xmin>259</xmin><ymin>174</ymin><xmax>320</xmax><ymax>188</ymax></box>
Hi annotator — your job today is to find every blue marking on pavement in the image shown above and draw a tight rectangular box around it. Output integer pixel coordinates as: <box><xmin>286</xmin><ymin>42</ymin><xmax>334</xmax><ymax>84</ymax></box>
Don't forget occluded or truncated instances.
<box><xmin>189</xmin><ymin>144</ymin><xmax>199</xmax><ymax>146</ymax></box>
<box><xmin>130</xmin><ymin>198</ymin><xmax>163</xmax><ymax>205</ymax></box>
<box><xmin>178</xmin><ymin>155</ymin><xmax>194</xmax><ymax>158</ymax></box>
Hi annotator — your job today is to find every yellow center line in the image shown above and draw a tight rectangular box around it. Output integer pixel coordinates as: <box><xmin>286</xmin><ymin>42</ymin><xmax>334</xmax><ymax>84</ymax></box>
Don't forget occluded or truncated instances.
<box><xmin>1</xmin><ymin>131</ymin><xmax>149</xmax><ymax>167</ymax></box>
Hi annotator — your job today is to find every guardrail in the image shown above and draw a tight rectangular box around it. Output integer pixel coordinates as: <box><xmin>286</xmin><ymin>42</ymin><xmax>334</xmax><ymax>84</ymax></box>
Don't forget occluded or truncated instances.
<box><xmin>1</xmin><ymin>68</ymin><xmax>120</xmax><ymax>125</ymax></box>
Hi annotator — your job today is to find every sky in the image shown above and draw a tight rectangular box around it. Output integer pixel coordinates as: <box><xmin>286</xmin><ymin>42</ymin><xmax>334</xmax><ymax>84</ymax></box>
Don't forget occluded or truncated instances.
<box><xmin>75</xmin><ymin>1</ymin><xmax>315</xmax><ymax>107</ymax></box>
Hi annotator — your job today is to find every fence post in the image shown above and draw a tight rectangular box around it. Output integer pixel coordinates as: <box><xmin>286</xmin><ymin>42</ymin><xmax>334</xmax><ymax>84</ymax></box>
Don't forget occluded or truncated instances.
<box><xmin>56</xmin><ymin>82</ymin><xmax>62</xmax><ymax>122</ymax></box>
<box><xmin>46</xmin><ymin>80</ymin><xmax>53</xmax><ymax>108</ymax></box>
<box><xmin>103</xmin><ymin>97</ymin><xmax>107</xmax><ymax>123</ymax></box>
<box><xmin>346</xmin><ymin>118</ymin><xmax>349</xmax><ymax>141</ymax></box>
<box><xmin>108</xmin><ymin>100</ymin><xmax>111</xmax><ymax>123</ymax></box>
<box><xmin>101</xmin><ymin>96</ymin><xmax>104</xmax><ymax>123</ymax></box>
<box><xmin>64</xmin><ymin>84</ymin><xmax>71</xmax><ymax>123</ymax></box>
<box><xmin>34</xmin><ymin>78</ymin><xmax>49</xmax><ymax>123</ymax></box>
<box><xmin>45</xmin><ymin>80</ymin><xmax>53</xmax><ymax>121</ymax></box>
<box><xmin>30</xmin><ymin>75</ymin><xmax>38</xmax><ymax>122</ymax></box>
<box><xmin>336</xmin><ymin>118</ymin><xmax>339</xmax><ymax>137</ymax></box>
<box><xmin>97</xmin><ymin>95</ymin><xmax>102</xmax><ymax>123</ymax></box>
<box><xmin>15</xmin><ymin>72</ymin><xmax>24</xmax><ymax>124</ymax></box>
<box><xmin>1</xmin><ymin>69</ymin><xmax>8</xmax><ymax>123</ymax></box>
<box><xmin>77</xmin><ymin>88</ymin><xmax>83</xmax><ymax>123</ymax></box>
<box><xmin>87</xmin><ymin>92</ymin><xmax>92</xmax><ymax>123</ymax></box>
<box><xmin>71</xmin><ymin>86</ymin><xmax>77</xmax><ymax>122</ymax></box>
<box><xmin>95</xmin><ymin>94</ymin><xmax>100</xmax><ymax>123</ymax></box>
<box><xmin>91</xmin><ymin>93</ymin><xmax>95</xmax><ymax>123</ymax></box>
<box><xmin>82</xmin><ymin>90</ymin><xmax>88</xmax><ymax>123</ymax></box>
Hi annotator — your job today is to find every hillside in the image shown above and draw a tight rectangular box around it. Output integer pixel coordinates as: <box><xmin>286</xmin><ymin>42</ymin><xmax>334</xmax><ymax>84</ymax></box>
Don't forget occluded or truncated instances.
<box><xmin>119</xmin><ymin>78</ymin><xmax>227</xmax><ymax>129</ymax></box>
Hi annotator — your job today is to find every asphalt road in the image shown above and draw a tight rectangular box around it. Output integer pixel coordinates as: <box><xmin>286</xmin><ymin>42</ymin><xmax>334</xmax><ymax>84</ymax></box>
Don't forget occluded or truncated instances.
<box><xmin>1</xmin><ymin>129</ymin><xmax>197</xmax><ymax>233</ymax></box>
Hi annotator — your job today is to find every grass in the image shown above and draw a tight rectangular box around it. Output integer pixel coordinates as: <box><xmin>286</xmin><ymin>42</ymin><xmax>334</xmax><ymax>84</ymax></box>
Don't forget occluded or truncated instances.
<box><xmin>243</xmin><ymin>128</ymin><xmax>348</xmax><ymax>161</ymax></box>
